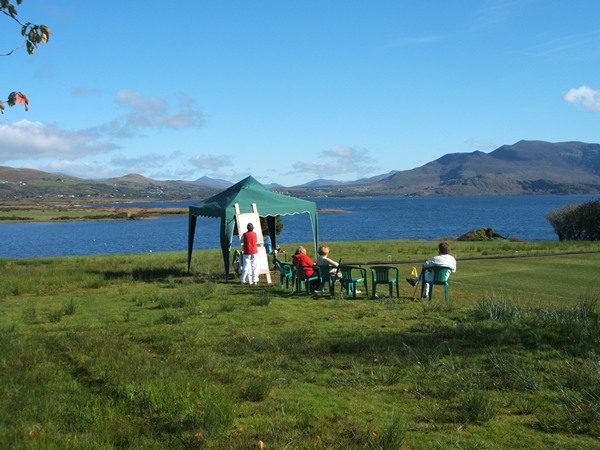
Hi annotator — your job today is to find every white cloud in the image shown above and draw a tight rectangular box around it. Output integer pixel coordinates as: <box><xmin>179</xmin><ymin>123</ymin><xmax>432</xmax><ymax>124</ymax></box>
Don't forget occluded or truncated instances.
<box><xmin>189</xmin><ymin>154</ymin><xmax>232</xmax><ymax>170</ymax></box>
<box><xmin>0</xmin><ymin>120</ymin><xmax>117</xmax><ymax>163</ymax></box>
<box><xmin>470</xmin><ymin>140</ymin><xmax>496</xmax><ymax>151</ymax></box>
<box><xmin>83</xmin><ymin>90</ymin><xmax>204</xmax><ymax>140</ymax></box>
<box><xmin>327</xmin><ymin>145</ymin><xmax>359</xmax><ymax>158</ymax></box>
<box><xmin>0</xmin><ymin>91</ymin><xmax>207</xmax><ymax>180</ymax></box>
<box><xmin>110</xmin><ymin>153</ymin><xmax>171</xmax><ymax>171</ymax></box>
<box><xmin>71</xmin><ymin>86</ymin><xmax>101</xmax><ymax>97</ymax></box>
<box><xmin>291</xmin><ymin>145</ymin><xmax>379</xmax><ymax>179</ymax></box>
<box><xmin>563</xmin><ymin>85</ymin><xmax>600</xmax><ymax>111</ymax></box>
<box><xmin>114</xmin><ymin>89</ymin><xmax>204</xmax><ymax>131</ymax></box>
<box><xmin>116</xmin><ymin>89</ymin><xmax>167</xmax><ymax>114</ymax></box>
<box><xmin>34</xmin><ymin>160</ymin><xmax>115</xmax><ymax>179</ymax></box>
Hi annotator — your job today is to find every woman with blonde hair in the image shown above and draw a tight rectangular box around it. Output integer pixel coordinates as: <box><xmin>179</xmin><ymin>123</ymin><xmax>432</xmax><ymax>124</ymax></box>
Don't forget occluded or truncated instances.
<box><xmin>292</xmin><ymin>246</ymin><xmax>316</xmax><ymax>278</ymax></box>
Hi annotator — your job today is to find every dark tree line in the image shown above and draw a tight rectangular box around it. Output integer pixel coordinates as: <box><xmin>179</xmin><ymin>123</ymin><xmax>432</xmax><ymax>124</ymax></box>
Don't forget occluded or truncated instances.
<box><xmin>546</xmin><ymin>199</ymin><xmax>600</xmax><ymax>241</ymax></box>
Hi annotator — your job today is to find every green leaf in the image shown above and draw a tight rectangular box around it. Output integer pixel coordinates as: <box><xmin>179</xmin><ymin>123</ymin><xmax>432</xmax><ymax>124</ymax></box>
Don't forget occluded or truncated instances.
<box><xmin>40</xmin><ymin>25</ymin><xmax>51</xmax><ymax>43</ymax></box>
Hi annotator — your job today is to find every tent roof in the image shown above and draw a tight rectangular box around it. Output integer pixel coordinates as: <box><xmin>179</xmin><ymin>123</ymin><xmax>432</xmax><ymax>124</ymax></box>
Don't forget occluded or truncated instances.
<box><xmin>189</xmin><ymin>175</ymin><xmax>315</xmax><ymax>219</ymax></box>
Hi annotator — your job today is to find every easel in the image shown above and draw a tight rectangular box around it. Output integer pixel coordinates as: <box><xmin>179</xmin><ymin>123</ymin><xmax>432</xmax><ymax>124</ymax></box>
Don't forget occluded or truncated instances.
<box><xmin>234</xmin><ymin>203</ymin><xmax>272</xmax><ymax>284</ymax></box>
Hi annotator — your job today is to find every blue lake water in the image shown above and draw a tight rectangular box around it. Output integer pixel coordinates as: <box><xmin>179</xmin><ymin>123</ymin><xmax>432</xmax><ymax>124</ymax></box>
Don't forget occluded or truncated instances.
<box><xmin>1</xmin><ymin>195</ymin><xmax>597</xmax><ymax>258</ymax></box>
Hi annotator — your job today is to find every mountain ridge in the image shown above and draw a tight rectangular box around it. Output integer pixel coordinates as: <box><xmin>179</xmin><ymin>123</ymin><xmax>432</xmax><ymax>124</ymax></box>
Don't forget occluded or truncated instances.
<box><xmin>276</xmin><ymin>140</ymin><xmax>600</xmax><ymax>197</ymax></box>
<box><xmin>2</xmin><ymin>140</ymin><xmax>600</xmax><ymax>199</ymax></box>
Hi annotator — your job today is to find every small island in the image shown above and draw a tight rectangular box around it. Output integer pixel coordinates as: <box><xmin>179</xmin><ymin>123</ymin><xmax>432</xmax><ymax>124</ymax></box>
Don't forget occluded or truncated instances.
<box><xmin>0</xmin><ymin>199</ymin><xmax>349</xmax><ymax>223</ymax></box>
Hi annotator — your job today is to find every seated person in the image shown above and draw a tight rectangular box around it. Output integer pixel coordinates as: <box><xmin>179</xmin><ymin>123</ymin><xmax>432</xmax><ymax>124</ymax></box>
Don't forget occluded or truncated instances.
<box><xmin>292</xmin><ymin>246</ymin><xmax>316</xmax><ymax>279</ymax></box>
<box><xmin>316</xmin><ymin>244</ymin><xmax>351</xmax><ymax>291</ymax></box>
<box><xmin>263</xmin><ymin>235</ymin><xmax>273</xmax><ymax>254</ymax></box>
<box><xmin>407</xmin><ymin>242</ymin><xmax>457</xmax><ymax>297</ymax></box>
<box><xmin>271</xmin><ymin>245</ymin><xmax>286</xmax><ymax>271</ymax></box>
<box><xmin>232</xmin><ymin>249</ymin><xmax>242</xmax><ymax>276</ymax></box>
<box><xmin>316</xmin><ymin>245</ymin><xmax>340</xmax><ymax>277</ymax></box>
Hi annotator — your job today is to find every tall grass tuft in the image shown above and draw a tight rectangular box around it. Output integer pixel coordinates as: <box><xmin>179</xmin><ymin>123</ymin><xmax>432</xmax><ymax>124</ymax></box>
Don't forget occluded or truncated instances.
<box><xmin>277</xmin><ymin>326</ymin><xmax>312</xmax><ymax>353</ymax></box>
<box><xmin>368</xmin><ymin>416</ymin><xmax>407</xmax><ymax>449</ymax></box>
<box><xmin>456</xmin><ymin>389</ymin><xmax>497</xmax><ymax>424</ymax></box>
<box><xmin>484</xmin><ymin>351</ymin><xmax>543</xmax><ymax>392</ymax></box>
<box><xmin>63</xmin><ymin>298</ymin><xmax>76</xmax><ymax>315</ymax></box>
<box><xmin>473</xmin><ymin>292</ymin><xmax>600</xmax><ymax>355</ymax></box>
<box><xmin>248</xmin><ymin>288</ymin><xmax>271</xmax><ymax>306</ymax></box>
<box><xmin>196</xmin><ymin>383</ymin><xmax>236</xmax><ymax>436</ymax></box>
<box><xmin>560</xmin><ymin>358</ymin><xmax>600</xmax><ymax>396</ymax></box>
<box><xmin>47</xmin><ymin>308</ymin><xmax>63</xmax><ymax>323</ymax></box>
<box><xmin>21</xmin><ymin>305</ymin><xmax>37</xmax><ymax>324</ymax></box>
<box><xmin>535</xmin><ymin>387</ymin><xmax>600</xmax><ymax>437</ymax></box>
<box><xmin>474</xmin><ymin>293</ymin><xmax>525</xmax><ymax>322</ymax></box>
<box><xmin>239</xmin><ymin>375</ymin><xmax>273</xmax><ymax>402</ymax></box>
<box><xmin>156</xmin><ymin>310</ymin><xmax>184</xmax><ymax>324</ymax></box>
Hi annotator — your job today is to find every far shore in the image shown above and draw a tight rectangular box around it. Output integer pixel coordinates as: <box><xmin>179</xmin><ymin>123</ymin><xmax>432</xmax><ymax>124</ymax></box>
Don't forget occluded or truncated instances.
<box><xmin>0</xmin><ymin>199</ymin><xmax>348</xmax><ymax>223</ymax></box>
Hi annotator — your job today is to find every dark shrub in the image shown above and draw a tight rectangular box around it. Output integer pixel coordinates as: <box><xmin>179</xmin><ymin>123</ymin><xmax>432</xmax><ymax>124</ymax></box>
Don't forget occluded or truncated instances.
<box><xmin>546</xmin><ymin>199</ymin><xmax>600</xmax><ymax>241</ymax></box>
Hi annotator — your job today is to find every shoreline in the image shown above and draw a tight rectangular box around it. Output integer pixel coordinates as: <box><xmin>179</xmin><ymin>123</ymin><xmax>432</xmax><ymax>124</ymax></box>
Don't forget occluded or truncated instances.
<box><xmin>0</xmin><ymin>202</ymin><xmax>349</xmax><ymax>223</ymax></box>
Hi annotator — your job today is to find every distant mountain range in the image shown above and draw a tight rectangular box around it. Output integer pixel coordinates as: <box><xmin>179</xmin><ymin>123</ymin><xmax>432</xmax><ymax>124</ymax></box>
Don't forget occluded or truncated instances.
<box><xmin>279</xmin><ymin>140</ymin><xmax>600</xmax><ymax>197</ymax></box>
<box><xmin>0</xmin><ymin>169</ymin><xmax>224</xmax><ymax>200</ymax></box>
<box><xmin>2</xmin><ymin>140</ymin><xmax>600</xmax><ymax>200</ymax></box>
<box><xmin>294</xmin><ymin>171</ymin><xmax>400</xmax><ymax>188</ymax></box>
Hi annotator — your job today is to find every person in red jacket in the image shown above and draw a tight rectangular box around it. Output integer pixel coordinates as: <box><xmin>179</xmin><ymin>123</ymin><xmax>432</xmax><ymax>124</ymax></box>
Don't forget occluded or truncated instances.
<box><xmin>292</xmin><ymin>246</ymin><xmax>315</xmax><ymax>277</ymax></box>
<box><xmin>292</xmin><ymin>246</ymin><xmax>318</xmax><ymax>292</ymax></box>
<box><xmin>240</xmin><ymin>223</ymin><xmax>259</xmax><ymax>284</ymax></box>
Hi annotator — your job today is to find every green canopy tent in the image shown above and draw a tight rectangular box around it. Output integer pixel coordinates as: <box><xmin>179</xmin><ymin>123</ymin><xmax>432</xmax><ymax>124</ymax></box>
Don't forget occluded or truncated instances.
<box><xmin>187</xmin><ymin>176</ymin><xmax>319</xmax><ymax>280</ymax></box>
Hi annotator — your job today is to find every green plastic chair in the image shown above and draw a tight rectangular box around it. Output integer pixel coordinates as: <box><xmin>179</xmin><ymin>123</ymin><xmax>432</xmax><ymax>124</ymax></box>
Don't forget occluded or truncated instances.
<box><xmin>370</xmin><ymin>266</ymin><xmax>399</xmax><ymax>298</ymax></box>
<box><xmin>317</xmin><ymin>265</ymin><xmax>338</xmax><ymax>296</ymax></box>
<box><xmin>278</xmin><ymin>262</ymin><xmax>295</xmax><ymax>289</ymax></box>
<box><xmin>295</xmin><ymin>263</ymin><xmax>320</xmax><ymax>294</ymax></box>
<box><xmin>339</xmin><ymin>265</ymin><xmax>368</xmax><ymax>298</ymax></box>
<box><xmin>420</xmin><ymin>266</ymin><xmax>451</xmax><ymax>302</ymax></box>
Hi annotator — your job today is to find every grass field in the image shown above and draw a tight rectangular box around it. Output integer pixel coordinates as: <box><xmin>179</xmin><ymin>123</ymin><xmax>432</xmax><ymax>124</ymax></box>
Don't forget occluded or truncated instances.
<box><xmin>1</xmin><ymin>240</ymin><xmax>599</xmax><ymax>449</ymax></box>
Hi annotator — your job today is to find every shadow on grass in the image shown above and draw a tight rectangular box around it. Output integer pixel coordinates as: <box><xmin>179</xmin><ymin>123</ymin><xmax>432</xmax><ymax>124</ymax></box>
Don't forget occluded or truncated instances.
<box><xmin>323</xmin><ymin>308</ymin><xmax>598</xmax><ymax>360</ymax></box>
<box><xmin>101</xmin><ymin>267</ymin><xmax>191</xmax><ymax>282</ymax></box>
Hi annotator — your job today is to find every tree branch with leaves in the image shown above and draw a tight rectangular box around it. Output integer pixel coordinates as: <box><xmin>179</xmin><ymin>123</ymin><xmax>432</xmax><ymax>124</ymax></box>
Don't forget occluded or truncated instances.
<box><xmin>1</xmin><ymin>0</ymin><xmax>51</xmax><ymax>113</ymax></box>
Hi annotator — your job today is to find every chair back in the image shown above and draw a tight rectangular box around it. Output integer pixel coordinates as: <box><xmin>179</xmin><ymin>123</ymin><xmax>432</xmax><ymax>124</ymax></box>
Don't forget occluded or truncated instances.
<box><xmin>370</xmin><ymin>265</ymin><xmax>399</xmax><ymax>298</ymax></box>
<box><xmin>317</xmin><ymin>265</ymin><xmax>332</xmax><ymax>283</ymax></box>
<box><xmin>432</xmin><ymin>266</ymin><xmax>451</xmax><ymax>284</ymax></box>
<box><xmin>371</xmin><ymin>266</ymin><xmax>396</xmax><ymax>283</ymax></box>
<box><xmin>293</xmin><ymin>260</ymin><xmax>319</xmax><ymax>293</ymax></box>
<box><xmin>294</xmin><ymin>262</ymin><xmax>314</xmax><ymax>281</ymax></box>
<box><xmin>339</xmin><ymin>265</ymin><xmax>359</xmax><ymax>280</ymax></box>
<box><xmin>278</xmin><ymin>262</ymin><xmax>295</xmax><ymax>289</ymax></box>
<box><xmin>279</xmin><ymin>262</ymin><xmax>294</xmax><ymax>276</ymax></box>
<box><xmin>338</xmin><ymin>265</ymin><xmax>368</xmax><ymax>297</ymax></box>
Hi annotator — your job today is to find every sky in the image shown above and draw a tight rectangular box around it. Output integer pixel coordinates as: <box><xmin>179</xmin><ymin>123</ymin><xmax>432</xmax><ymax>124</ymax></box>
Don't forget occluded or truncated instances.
<box><xmin>1</xmin><ymin>1</ymin><xmax>600</xmax><ymax>187</ymax></box>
